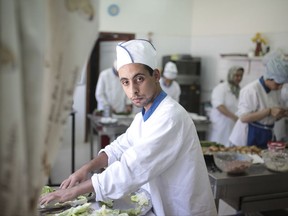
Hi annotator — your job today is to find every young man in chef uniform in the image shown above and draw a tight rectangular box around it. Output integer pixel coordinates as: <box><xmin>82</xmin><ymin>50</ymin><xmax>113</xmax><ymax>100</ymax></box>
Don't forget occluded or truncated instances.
<box><xmin>229</xmin><ymin>50</ymin><xmax>288</xmax><ymax>148</ymax></box>
<box><xmin>40</xmin><ymin>39</ymin><xmax>217</xmax><ymax>216</ymax></box>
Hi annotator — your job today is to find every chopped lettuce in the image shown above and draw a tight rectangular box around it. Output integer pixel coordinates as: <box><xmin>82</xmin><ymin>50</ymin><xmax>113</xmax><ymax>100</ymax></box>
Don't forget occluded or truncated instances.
<box><xmin>119</xmin><ymin>207</ymin><xmax>141</xmax><ymax>216</ymax></box>
<box><xmin>94</xmin><ymin>205</ymin><xmax>120</xmax><ymax>216</ymax></box>
<box><xmin>55</xmin><ymin>203</ymin><xmax>91</xmax><ymax>216</ymax></box>
<box><xmin>130</xmin><ymin>192</ymin><xmax>148</xmax><ymax>206</ymax></box>
<box><xmin>99</xmin><ymin>199</ymin><xmax>114</xmax><ymax>208</ymax></box>
<box><xmin>41</xmin><ymin>185</ymin><xmax>55</xmax><ymax>195</ymax></box>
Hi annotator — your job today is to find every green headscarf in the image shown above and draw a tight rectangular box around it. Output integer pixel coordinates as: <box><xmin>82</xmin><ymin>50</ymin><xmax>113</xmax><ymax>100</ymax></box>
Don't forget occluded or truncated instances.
<box><xmin>227</xmin><ymin>66</ymin><xmax>244</xmax><ymax>98</ymax></box>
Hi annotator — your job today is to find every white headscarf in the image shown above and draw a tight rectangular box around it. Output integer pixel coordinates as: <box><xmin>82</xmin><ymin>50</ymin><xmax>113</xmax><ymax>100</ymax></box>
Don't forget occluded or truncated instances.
<box><xmin>263</xmin><ymin>50</ymin><xmax>288</xmax><ymax>84</ymax></box>
<box><xmin>116</xmin><ymin>39</ymin><xmax>157</xmax><ymax>71</ymax></box>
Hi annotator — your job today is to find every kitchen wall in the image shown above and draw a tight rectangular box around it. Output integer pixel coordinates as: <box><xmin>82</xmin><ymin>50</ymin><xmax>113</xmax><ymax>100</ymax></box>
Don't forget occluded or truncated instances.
<box><xmin>190</xmin><ymin>0</ymin><xmax>288</xmax><ymax>101</ymax></box>
<box><xmin>99</xmin><ymin>0</ymin><xmax>194</xmax><ymax>67</ymax></box>
<box><xmin>99</xmin><ymin>0</ymin><xmax>288</xmax><ymax>101</ymax></box>
<box><xmin>51</xmin><ymin>0</ymin><xmax>288</xmax><ymax>184</ymax></box>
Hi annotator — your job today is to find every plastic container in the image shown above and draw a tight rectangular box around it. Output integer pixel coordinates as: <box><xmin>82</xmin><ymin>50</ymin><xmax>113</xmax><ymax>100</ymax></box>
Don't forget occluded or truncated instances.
<box><xmin>267</xmin><ymin>141</ymin><xmax>286</xmax><ymax>151</ymax></box>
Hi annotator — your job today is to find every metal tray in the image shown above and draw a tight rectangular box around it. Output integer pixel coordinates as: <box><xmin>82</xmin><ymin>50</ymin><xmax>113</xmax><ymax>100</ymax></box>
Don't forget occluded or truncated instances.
<box><xmin>91</xmin><ymin>188</ymin><xmax>152</xmax><ymax>216</ymax></box>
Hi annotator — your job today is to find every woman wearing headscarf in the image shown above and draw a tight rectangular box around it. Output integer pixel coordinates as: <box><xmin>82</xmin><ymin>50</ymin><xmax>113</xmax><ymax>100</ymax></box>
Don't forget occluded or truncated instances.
<box><xmin>229</xmin><ymin>50</ymin><xmax>288</xmax><ymax>148</ymax></box>
<box><xmin>208</xmin><ymin>66</ymin><xmax>244</xmax><ymax>147</ymax></box>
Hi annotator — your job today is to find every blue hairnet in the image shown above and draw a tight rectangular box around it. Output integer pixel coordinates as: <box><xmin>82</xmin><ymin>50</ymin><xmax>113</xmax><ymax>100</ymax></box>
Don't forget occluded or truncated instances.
<box><xmin>263</xmin><ymin>50</ymin><xmax>288</xmax><ymax>84</ymax></box>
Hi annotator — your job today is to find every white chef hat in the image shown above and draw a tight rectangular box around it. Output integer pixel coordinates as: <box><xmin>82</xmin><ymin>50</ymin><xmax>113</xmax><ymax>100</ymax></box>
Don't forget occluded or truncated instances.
<box><xmin>263</xmin><ymin>50</ymin><xmax>288</xmax><ymax>84</ymax></box>
<box><xmin>116</xmin><ymin>39</ymin><xmax>157</xmax><ymax>71</ymax></box>
<box><xmin>163</xmin><ymin>61</ymin><xmax>178</xmax><ymax>80</ymax></box>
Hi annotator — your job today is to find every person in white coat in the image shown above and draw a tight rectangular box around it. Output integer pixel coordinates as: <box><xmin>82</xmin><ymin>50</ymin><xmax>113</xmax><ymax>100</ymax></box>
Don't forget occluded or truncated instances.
<box><xmin>208</xmin><ymin>66</ymin><xmax>244</xmax><ymax>146</ymax></box>
<box><xmin>274</xmin><ymin>83</ymin><xmax>288</xmax><ymax>141</ymax></box>
<box><xmin>40</xmin><ymin>39</ymin><xmax>217</xmax><ymax>216</ymax></box>
<box><xmin>159</xmin><ymin>61</ymin><xmax>181</xmax><ymax>102</ymax></box>
<box><xmin>230</xmin><ymin>50</ymin><xmax>288</xmax><ymax>148</ymax></box>
<box><xmin>95</xmin><ymin>60</ymin><xmax>132</xmax><ymax>114</ymax></box>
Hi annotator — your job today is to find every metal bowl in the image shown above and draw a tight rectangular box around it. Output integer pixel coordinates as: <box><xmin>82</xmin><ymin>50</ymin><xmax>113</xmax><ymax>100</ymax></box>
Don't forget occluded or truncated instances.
<box><xmin>261</xmin><ymin>149</ymin><xmax>288</xmax><ymax>172</ymax></box>
<box><xmin>213</xmin><ymin>152</ymin><xmax>253</xmax><ymax>175</ymax></box>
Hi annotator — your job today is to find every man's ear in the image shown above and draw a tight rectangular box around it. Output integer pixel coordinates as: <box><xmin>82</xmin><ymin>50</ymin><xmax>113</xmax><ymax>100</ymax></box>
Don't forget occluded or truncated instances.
<box><xmin>153</xmin><ymin>69</ymin><xmax>161</xmax><ymax>81</ymax></box>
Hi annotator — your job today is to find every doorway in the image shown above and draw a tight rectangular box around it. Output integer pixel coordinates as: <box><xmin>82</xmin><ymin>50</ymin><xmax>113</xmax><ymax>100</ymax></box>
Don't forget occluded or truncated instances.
<box><xmin>85</xmin><ymin>32</ymin><xmax>135</xmax><ymax>141</ymax></box>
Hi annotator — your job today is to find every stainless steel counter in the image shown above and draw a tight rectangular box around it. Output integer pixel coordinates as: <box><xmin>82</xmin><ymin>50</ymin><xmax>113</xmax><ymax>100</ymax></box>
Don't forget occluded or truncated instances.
<box><xmin>87</xmin><ymin>114</ymin><xmax>134</xmax><ymax>159</ymax></box>
<box><xmin>209</xmin><ymin>164</ymin><xmax>288</xmax><ymax>213</ymax></box>
<box><xmin>87</xmin><ymin>113</ymin><xmax>210</xmax><ymax>159</ymax></box>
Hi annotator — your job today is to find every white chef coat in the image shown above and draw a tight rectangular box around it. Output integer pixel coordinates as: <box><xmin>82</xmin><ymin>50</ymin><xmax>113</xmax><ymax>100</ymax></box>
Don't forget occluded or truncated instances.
<box><xmin>95</xmin><ymin>68</ymin><xmax>131</xmax><ymax>113</ymax></box>
<box><xmin>91</xmin><ymin>92</ymin><xmax>217</xmax><ymax>216</ymax></box>
<box><xmin>208</xmin><ymin>82</ymin><xmax>238</xmax><ymax>147</ymax></box>
<box><xmin>159</xmin><ymin>78</ymin><xmax>181</xmax><ymax>102</ymax></box>
<box><xmin>229</xmin><ymin>79</ymin><xmax>283</xmax><ymax>146</ymax></box>
<box><xmin>275</xmin><ymin>84</ymin><xmax>288</xmax><ymax>140</ymax></box>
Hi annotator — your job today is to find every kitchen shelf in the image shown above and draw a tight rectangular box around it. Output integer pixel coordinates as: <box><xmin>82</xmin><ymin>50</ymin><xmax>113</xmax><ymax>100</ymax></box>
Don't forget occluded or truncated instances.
<box><xmin>220</xmin><ymin>54</ymin><xmax>263</xmax><ymax>60</ymax></box>
<box><xmin>220</xmin><ymin>54</ymin><xmax>263</xmax><ymax>73</ymax></box>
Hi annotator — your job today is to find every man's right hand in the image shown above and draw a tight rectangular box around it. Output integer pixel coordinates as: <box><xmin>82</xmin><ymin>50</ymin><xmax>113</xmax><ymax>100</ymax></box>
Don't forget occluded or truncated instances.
<box><xmin>60</xmin><ymin>168</ymin><xmax>88</xmax><ymax>189</ymax></box>
<box><xmin>60</xmin><ymin>152</ymin><xmax>109</xmax><ymax>189</ymax></box>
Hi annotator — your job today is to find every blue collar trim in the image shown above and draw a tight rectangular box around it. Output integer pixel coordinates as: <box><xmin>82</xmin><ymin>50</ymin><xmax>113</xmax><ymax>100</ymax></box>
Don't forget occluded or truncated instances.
<box><xmin>142</xmin><ymin>91</ymin><xmax>167</xmax><ymax>121</ymax></box>
<box><xmin>259</xmin><ymin>76</ymin><xmax>270</xmax><ymax>93</ymax></box>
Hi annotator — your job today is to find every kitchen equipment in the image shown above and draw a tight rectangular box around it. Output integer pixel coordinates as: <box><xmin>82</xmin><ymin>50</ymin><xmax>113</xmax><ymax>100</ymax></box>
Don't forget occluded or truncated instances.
<box><xmin>213</xmin><ymin>152</ymin><xmax>253</xmax><ymax>175</ymax></box>
<box><xmin>261</xmin><ymin>149</ymin><xmax>288</xmax><ymax>172</ymax></box>
<box><xmin>162</xmin><ymin>55</ymin><xmax>201</xmax><ymax>114</ymax></box>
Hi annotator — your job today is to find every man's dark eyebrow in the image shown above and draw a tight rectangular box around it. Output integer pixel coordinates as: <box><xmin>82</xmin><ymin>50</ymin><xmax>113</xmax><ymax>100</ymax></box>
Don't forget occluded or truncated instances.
<box><xmin>133</xmin><ymin>72</ymin><xmax>146</xmax><ymax>78</ymax></box>
<box><xmin>120</xmin><ymin>72</ymin><xmax>146</xmax><ymax>82</ymax></box>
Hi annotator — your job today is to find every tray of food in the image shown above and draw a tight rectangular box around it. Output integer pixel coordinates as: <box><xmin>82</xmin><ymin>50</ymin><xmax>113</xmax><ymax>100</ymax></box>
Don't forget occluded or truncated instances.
<box><xmin>38</xmin><ymin>186</ymin><xmax>95</xmax><ymax>215</ymax></box>
<box><xmin>91</xmin><ymin>188</ymin><xmax>152</xmax><ymax>216</ymax></box>
<box><xmin>200</xmin><ymin>141</ymin><xmax>262</xmax><ymax>155</ymax></box>
<box><xmin>38</xmin><ymin>186</ymin><xmax>152</xmax><ymax>216</ymax></box>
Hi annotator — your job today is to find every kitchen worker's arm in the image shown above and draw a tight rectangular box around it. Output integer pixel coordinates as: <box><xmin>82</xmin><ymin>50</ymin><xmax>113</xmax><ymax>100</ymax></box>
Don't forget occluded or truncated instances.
<box><xmin>39</xmin><ymin>179</ymin><xmax>94</xmax><ymax>205</ymax></box>
<box><xmin>60</xmin><ymin>152</ymin><xmax>108</xmax><ymax>189</ymax></box>
<box><xmin>240</xmin><ymin>107</ymin><xmax>286</xmax><ymax>123</ymax></box>
<box><xmin>217</xmin><ymin>105</ymin><xmax>238</xmax><ymax>121</ymax></box>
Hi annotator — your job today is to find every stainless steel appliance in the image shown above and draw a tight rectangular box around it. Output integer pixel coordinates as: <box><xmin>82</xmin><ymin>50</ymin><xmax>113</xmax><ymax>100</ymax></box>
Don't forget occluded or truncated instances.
<box><xmin>162</xmin><ymin>55</ymin><xmax>201</xmax><ymax>114</ymax></box>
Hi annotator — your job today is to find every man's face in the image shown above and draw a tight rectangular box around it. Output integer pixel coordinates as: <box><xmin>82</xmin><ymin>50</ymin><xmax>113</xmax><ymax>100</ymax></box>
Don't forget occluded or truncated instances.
<box><xmin>266</xmin><ymin>79</ymin><xmax>283</xmax><ymax>90</ymax></box>
<box><xmin>118</xmin><ymin>63</ymin><xmax>161</xmax><ymax>110</ymax></box>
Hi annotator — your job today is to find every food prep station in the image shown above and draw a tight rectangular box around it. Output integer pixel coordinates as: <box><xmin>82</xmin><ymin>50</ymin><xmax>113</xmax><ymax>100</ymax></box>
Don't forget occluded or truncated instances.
<box><xmin>39</xmin><ymin>188</ymin><xmax>155</xmax><ymax>216</ymax></box>
<box><xmin>87</xmin><ymin>113</ymin><xmax>210</xmax><ymax>160</ymax></box>
<box><xmin>209</xmin><ymin>164</ymin><xmax>288</xmax><ymax>213</ymax></box>
<box><xmin>83</xmin><ymin>114</ymin><xmax>288</xmax><ymax>215</ymax></box>
<box><xmin>204</xmin><ymin>144</ymin><xmax>288</xmax><ymax>215</ymax></box>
